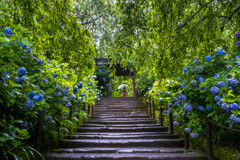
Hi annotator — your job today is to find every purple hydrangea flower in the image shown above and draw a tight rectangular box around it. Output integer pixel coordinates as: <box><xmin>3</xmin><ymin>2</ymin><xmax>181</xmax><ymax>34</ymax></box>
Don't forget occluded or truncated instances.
<box><xmin>173</xmin><ymin>121</ymin><xmax>179</xmax><ymax>126</ymax></box>
<box><xmin>163</xmin><ymin>110</ymin><xmax>167</xmax><ymax>114</ymax></box>
<box><xmin>185</xmin><ymin>128</ymin><xmax>191</xmax><ymax>133</ymax></box>
<box><xmin>43</xmin><ymin>78</ymin><xmax>48</xmax><ymax>83</ymax></box>
<box><xmin>226</xmin><ymin>78</ymin><xmax>239</xmax><ymax>87</ymax></box>
<box><xmin>172</xmin><ymin>97</ymin><xmax>178</xmax><ymax>102</ymax></box>
<box><xmin>184</xmin><ymin>103</ymin><xmax>192</xmax><ymax>112</ymax></box>
<box><xmin>227</xmin><ymin>65</ymin><xmax>232</xmax><ymax>69</ymax></box>
<box><xmin>236</xmin><ymin>32</ymin><xmax>240</xmax><ymax>38</ymax></box>
<box><xmin>179</xmin><ymin>94</ymin><xmax>186</xmax><ymax>101</ymax></box>
<box><xmin>190</xmin><ymin>133</ymin><xmax>199</xmax><ymax>138</ymax></box>
<box><xmin>211</xmin><ymin>86</ymin><xmax>219</xmax><ymax>95</ymax></box>
<box><xmin>174</xmin><ymin>114</ymin><xmax>178</xmax><ymax>118</ymax></box>
<box><xmin>237</xmin><ymin>41</ymin><xmax>240</xmax><ymax>46</ymax></box>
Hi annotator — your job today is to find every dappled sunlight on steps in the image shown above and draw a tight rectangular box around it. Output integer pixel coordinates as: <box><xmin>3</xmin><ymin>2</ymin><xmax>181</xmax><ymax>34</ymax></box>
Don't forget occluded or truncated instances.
<box><xmin>44</xmin><ymin>97</ymin><xmax>206</xmax><ymax>160</ymax></box>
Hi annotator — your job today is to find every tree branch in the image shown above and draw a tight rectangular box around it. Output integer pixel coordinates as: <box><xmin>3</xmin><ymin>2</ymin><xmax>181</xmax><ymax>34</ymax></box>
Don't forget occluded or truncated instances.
<box><xmin>81</xmin><ymin>15</ymin><xmax>103</xmax><ymax>25</ymax></box>
<box><xmin>177</xmin><ymin>0</ymin><xmax>214</xmax><ymax>30</ymax></box>
<box><xmin>229</xmin><ymin>5</ymin><xmax>240</xmax><ymax>20</ymax></box>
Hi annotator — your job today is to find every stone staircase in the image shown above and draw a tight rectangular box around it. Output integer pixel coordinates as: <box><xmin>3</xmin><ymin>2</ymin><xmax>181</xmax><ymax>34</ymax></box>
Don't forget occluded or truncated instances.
<box><xmin>45</xmin><ymin>97</ymin><xmax>206</xmax><ymax>160</ymax></box>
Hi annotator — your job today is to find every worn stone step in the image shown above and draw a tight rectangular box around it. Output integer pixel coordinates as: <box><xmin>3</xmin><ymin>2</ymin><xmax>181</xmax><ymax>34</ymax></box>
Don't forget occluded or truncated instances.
<box><xmin>92</xmin><ymin>114</ymin><xmax>148</xmax><ymax>118</ymax></box>
<box><xmin>52</xmin><ymin>147</ymin><xmax>190</xmax><ymax>154</ymax></box>
<box><xmin>87</xmin><ymin>120</ymin><xmax>156</xmax><ymax>124</ymax></box>
<box><xmin>68</xmin><ymin>133</ymin><xmax>179</xmax><ymax>139</ymax></box>
<box><xmin>94</xmin><ymin>109</ymin><xmax>141</xmax><ymax>111</ymax></box>
<box><xmin>82</xmin><ymin>124</ymin><xmax>160</xmax><ymax>127</ymax></box>
<box><xmin>45</xmin><ymin>152</ymin><xmax>206</xmax><ymax>160</ymax></box>
<box><xmin>62</xmin><ymin>139</ymin><xmax>184</xmax><ymax>148</ymax></box>
<box><xmin>90</xmin><ymin>117</ymin><xmax>152</xmax><ymax>121</ymax></box>
<box><xmin>78</xmin><ymin>126</ymin><xmax>168</xmax><ymax>132</ymax></box>
<box><xmin>74</xmin><ymin>132</ymin><xmax>170</xmax><ymax>135</ymax></box>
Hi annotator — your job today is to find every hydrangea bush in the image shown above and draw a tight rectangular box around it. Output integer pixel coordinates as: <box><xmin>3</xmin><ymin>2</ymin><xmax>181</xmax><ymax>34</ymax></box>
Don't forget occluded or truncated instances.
<box><xmin>0</xmin><ymin>25</ymin><xmax>100</xmax><ymax>159</ymax></box>
<box><xmin>146</xmin><ymin>32</ymin><xmax>240</xmax><ymax>147</ymax></box>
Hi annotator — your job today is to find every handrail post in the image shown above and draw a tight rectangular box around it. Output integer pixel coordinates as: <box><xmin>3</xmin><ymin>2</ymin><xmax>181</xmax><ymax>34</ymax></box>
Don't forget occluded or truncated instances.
<box><xmin>169</xmin><ymin>112</ymin><xmax>174</xmax><ymax>134</ymax></box>
<box><xmin>184</xmin><ymin>116</ymin><xmax>189</xmax><ymax>149</ymax></box>
<box><xmin>35</xmin><ymin>114</ymin><xmax>43</xmax><ymax>151</ymax></box>
<box><xmin>145</xmin><ymin>100</ymin><xmax>148</xmax><ymax>115</ymax></box>
<box><xmin>91</xmin><ymin>104</ymin><xmax>94</xmax><ymax>116</ymax></box>
<box><xmin>87</xmin><ymin>103</ymin><xmax>90</xmax><ymax>115</ymax></box>
<box><xmin>159</xmin><ymin>106</ymin><xmax>163</xmax><ymax>126</ymax></box>
<box><xmin>149</xmin><ymin>99</ymin><xmax>152</xmax><ymax>118</ymax></box>
<box><xmin>152</xmin><ymin>100</ymin><xmax>155</xmax><ymax>120</ymax></box>
<box><xmin>206</xmin><ymin>117</ymin><xmax>213</xmax><ymax>160</ymax></box>
<box><xmin>83</xmin><ymin>103</ymin><xmax>86</xmax><ymax>123</ymax></box>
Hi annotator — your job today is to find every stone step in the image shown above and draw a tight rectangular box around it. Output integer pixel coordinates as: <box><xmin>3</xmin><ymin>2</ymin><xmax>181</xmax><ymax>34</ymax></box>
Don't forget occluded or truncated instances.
<box><xmin>82</xmin><ymin>124</ymin><xmax>160</xmax><ymax>127</ymax></box>
<box><xmin>45</xmin><ymin>152</ymin><xmax>206</xmax><ymax>160</ymax></box>
<box><xmin>87</xmin><ymin>120</ymin><xmax>156</xmax><ymax>124</ymax></box>
<box><xmin>52</xmin><ymin>147</ymin><xmax>190</xmax><ymax>154</ymax></box>
<box><xmin>90</xmin><ymin>117</ymin><xmax>151</xmax><ymax>120</ymax></box>
<box><xmin>68</xmin><ymin>133</ymin><xmax>179</xmax><ymax>139</ymax></box>
<box><xmin>93</xmin><ymin>110</ymin><xmax>145</xmax><ymax>113</ymax></box>
<box><xmin>74</xmin><ymin>132</ymin><xmax>169</xmax><ymax>135</ymax></box>
<box><xmin>78</xmin><ymin>126</ymin><xmax>168</xmax><ymax>132</ymax></box>
<box><xmin>62</xmin><ymin>139</ymin><xmax>184</xmax><ymax>148</ymax></box>
<box><xmin>92</xmin><ymin>114</ymin><xmax>148</xmax><ymax>117</ymax></box>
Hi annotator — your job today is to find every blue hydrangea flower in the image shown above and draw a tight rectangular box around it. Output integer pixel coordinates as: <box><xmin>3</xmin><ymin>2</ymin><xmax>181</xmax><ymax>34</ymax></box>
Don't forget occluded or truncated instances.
<box><xmin>77</xmin><ymin>82</ymin><xmax>83</xmax><ymax>89</ymax></box>
<box><xmin>98</xmin><ymin>98</ymin><xmax>100</xmax><ymax>101</ymax></box>
<box><xmin>190</xmin><ymin>133</ymin><xmax>199</xmax><ymax>138</ymax></box>
<box><xmin>217</xmin><ymin>49</ymin><xmax>224</xmax><ymax>56</ymax></box>
<box><xmin>169</xmin><ymin>103</ymin><xmax>173</xmax><ymax>107</ymax></box>
<box><xmin>234</xmin><ymin>55</ymin><xmax>240</xmax><ymax>61</ymax></box>
<box><xmin>174</xmin><ymin>114</ymin><xmax>178</xmax><ymax>118</ymax></box>
<box><xmin>3</xmin><ymin>27</ymin><xmax>13</xmax><ymax>36</ymax></box>
<box><xmin>181</xmin><ymin>83</ymin><xmax>185</xmax><ymax>88</ymax></box>
<box><xmin>101</xmin><ymin>86</ymin><xmax>103</xmax><ymax>89</ymax></box>
<box><xmin>70</xmin><ymin>94</ymin><xmax>76</xmax><ymax>101</ymax></box>
<box><xmin>14</xmin><ymin>76</ymin><xmax>26</xmax><ymax>84</ymax></box>
<box><xmin>230</xmin><ymin>103</ymin><xmax>239</xmax><ymax>110</ymax></box>
<box><xmin>25</xmin><ymin>99</ymin><xmax>34</xmax><ymax>109</ymax></box>
<box><xmin>61</xmin><ymin>63</ymin><xmax>64</xmax><ymax>67</ymax></box>
<box><xmin>92</xmin><ymin>85</ymin><xmax>95</xmax><ymax>89</ymax></box>
<box><xmin>64</xmin><ymin>90</ymin><xmax>68</xmax><ymax>94</ymax></box>
<box><xmin>80</xmin><ymin>93</ymin><xmax>84</xmax><ymax>97</ymax></box>
<box><xmin>43</xmin><ymin>78</ymin><xmax>48</xmax><ymax>83</ymax></box>
<box><xmin>194</xmin><ymin>59</ymin><xmax>197</xmax><ymax>64</ymax></box>
<box><xmin>83</xmin><ymin>99</ymin><xmax>86</xmax><ymax>103</ymax></box>
<box><xmin>185</xmin><ymin>128</ymin><xmax>191</xmax><ymax>133</ymax></box>
<box><xmin>159</xmin><ymin>98</ymin><xmax>163</xmax><ymax>101</ymax></box>
<box><xmin>34</xmin><ymin>93</ymin><xmax>43</xmax><ymax>101</ymax></box>
<box><xmin>93</xmin><ymin>75</ymin><xmax>97</xmax><ymax>79</ymax></box>
<box><xmin>165</xmin><ymin>81</ymin><xmax>168</xmax><ymax>84</ymax></box>
<box><xmin>54</xmin><ymin>92</ymin><xmax>60</xmax><ymax>96</ymax></box>
<box><xmin>205</xmin><ymin>56</ymin><xmax>211</xmax><ymax>62</ymax></box>
<box><xmin>17</xmin><ymin>67</ymin><xmax>27</xmax><ymax>77</ymax></box>
<box><xmin>175</xmin><ymin>102</ymin><xmax>181</xmax><ymax>106</ymax></box>
<box><xmin>206</xmin><ymin>106</ymin><xmax>211</xmax><ymax>111</ymax></box>
<box><xmin>183</xmin><ymin>68</ymin><xmax>187</xmax><ymax>73</ymax></box>
<box><xmin>214</xmin><ymin>73</ymin><xmax>220</xmax><ymax>78</ymax></box>
<box><xmin>66</xmin><ymin>102</ymin><xmax>71</xmax><ymax>108</ymax></box>
<box><xmin>163</xmin><ymin>110</ymin><xmax>167</xmax><ymax>114</ymax></box>
<box><xmin>88</xmin><ymin>82</ymin><xmax>91</xmax><ymax>86</ymax></box>
<box><xmin>216</xmin><ymin>81</ymin><xmax>225</xmax><ymax>87</ymax></box>
<box><xmin>26</xmin><ymin>46</ymin><xmax>31</xmax><ymax>54</ymax></box>
<box><xmin>85</xmin><ymin>87</ymin><xmax>89</xmax><ymax>90</ymax></box>
<box><xmin>100</xmin><ymin>94</ymin><xmax>103</xmax><ymax>97</ymax></box>
<box><xmin>89</xmin><ymin>90</ymin><xmax>92</xmax><ymax>93</ymax></box>
<box><xmin>236</xmin><ymin>32</ymin><xmax>240</xmax><ymax>38</ymax></box>
<box><xmin>214</xmin><ymin>96</ymin><xmax>221</xmax><ymax>102</ymax></box>
<box><xmin>226</xmin><ymin>78</ymin><xmax>239</xmax><ymax>87</ymax></box>
<box><xmin>44</xmin><ymin>116</ymin><xmax>52</xmax><ymax>122</ymax></box>
<box><xmin>78</xmin><ymin>97</ymin><xmax>82</xmax><ymax>102</ymax></box>
<box><xmin>172</xmin><ymin>97</ymin><xmax>178</xmax><ymax>102</ymax></box>
<box><xmin>184</xmin><ymin>103</ymin><xmax>192</xmax><ymax>112</ymax></box>
<box><xmin>168</xmin><ymin>108</ymin><xmax>172</xmax><ymax>114</ymax></box>
<box><xmin>237</xmin><ymin>41</ymin><xmax>240</xmax><ymax>46</ymax></box>
<box><xmin>66</xmin><ymin>86</ymin><xmax>69</xmax><ymax>90</ymax></box>
<box><xmin>103</xmin><ymin>77</ymin><xmax>106</xmax><ymax>81</ymax></box>
<box><xmin>21</xmin><ymin>121</ymin><xmax>29</xmax><ymax>129</ymax></box>
<box><xmin>179</xmin><ymin>94</ymin><xmax>186</xmax><ymax>101</ymax></box>
<box><xmin>211</xmin><ymin>86</ymin><xmax>219</xmax><ymax>95</ymax></box>
<box><xmin>37</xmin><ymin>59</ymin><xmax>42</xmax><ymax>64</ymax></box>
<box><xmin>28</xmin><ymin>91</ymin><xmax>35</xmax><ymax>99</ymax></box>
<box><xmin>198</xmin><ymin>77</ymin><xmax>204</xmax><ymax>83</ymax></box>
<box><xmin>198</xmin><ymin>106</ymin><xmax>204</xmax><ymax>111</ymax></box>
<box><xmin>85</xmin><ymin>95</ymin><xmax>88</xmax><ymax>99</ymax></box>
<box><xmin>173</xmin><ymin>121</ymin><xmax>179</xmax><ymax>126</ymax></box>
<box><xmin>230</xmin><ymin>114</ymin><xmax>240</xmax><ymax>123</ymax></box>
<box><xmin>94</xmin><ymin>96</ymin><xmax>97</xmax><ymax>100</ymax></box>
<box><xmin>56</xmin><ymin>86</ymin><xmax>62</xmax><ymax>92</ymax></box>
<box><xmin>73</xmin><ymin>86</ymin><xmax>78</xmax><ymax>93</ymax></box>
